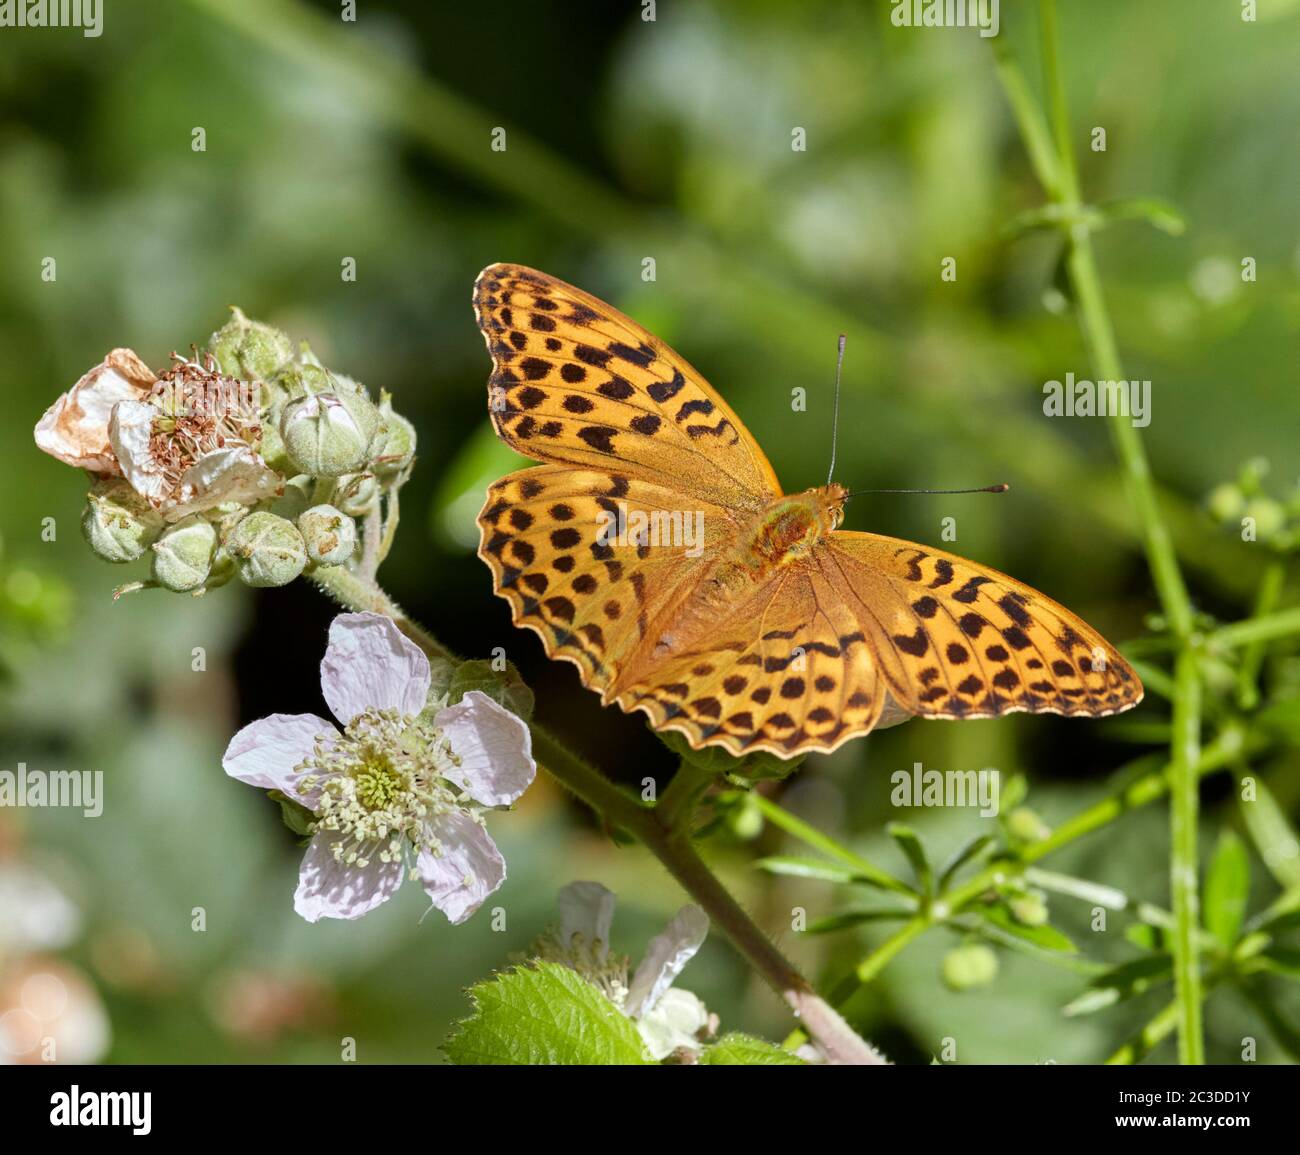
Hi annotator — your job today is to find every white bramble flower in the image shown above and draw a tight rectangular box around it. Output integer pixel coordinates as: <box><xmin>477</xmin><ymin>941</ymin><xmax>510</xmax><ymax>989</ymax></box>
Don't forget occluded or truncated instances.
<box><xmin>538</xmin><ymin>881</ymin><xmax>715</xmax><ymax>1061</ymax></box>
<box><xmin>222</xmin><ymin>613</ymin><xmax>535</xmax><ymax>924</ymax></box>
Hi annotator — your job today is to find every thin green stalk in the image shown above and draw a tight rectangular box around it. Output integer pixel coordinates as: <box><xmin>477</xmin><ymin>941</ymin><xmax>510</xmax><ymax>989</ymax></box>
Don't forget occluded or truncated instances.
<box><xmin>1236</xmin><ymin>560</ymin><xmax>1284</xmax><ymax>709</ymax></box>
<box><xmin>1209</xmin><ymin>604</ymin><xmax>1300</xmax><ymax>652</ymax></box>
<box><xmin>1168</xmin><ymin>649</ymin><xmax>1205</xmax><ymax>1063</ymax></box>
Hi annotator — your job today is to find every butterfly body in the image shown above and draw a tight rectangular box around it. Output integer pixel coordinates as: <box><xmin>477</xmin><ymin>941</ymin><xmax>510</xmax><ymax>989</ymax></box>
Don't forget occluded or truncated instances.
<box><xmin>474</xmin><ymin>264</ymin><xmax>1142</xmax><ymax>757</ymax></box>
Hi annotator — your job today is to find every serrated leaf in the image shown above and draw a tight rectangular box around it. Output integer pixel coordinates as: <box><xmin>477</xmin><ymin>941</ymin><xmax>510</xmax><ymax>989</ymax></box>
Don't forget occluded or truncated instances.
<box><xmin>446</xmin><ymin>658</ymin><xmax>534</xmax><ymax>721</ymax></box>
<box><xmin>1205</xmin><ymin>829</ymin><xmax>1250</xmax><ymax>946</ymax></box>
<box><xmin>700</xmin><ymin>1033</ymin><xmax>804</xmax><ymax>1065</ymax></box>
<box><xmin>443</xmin><ymin>962</ymin><xmax>652</xmax><ymax>1065</ymax></box>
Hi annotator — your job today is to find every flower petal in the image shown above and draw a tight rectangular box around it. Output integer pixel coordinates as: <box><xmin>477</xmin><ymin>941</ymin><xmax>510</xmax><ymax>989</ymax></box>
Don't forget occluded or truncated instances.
<box><xmin>221</xmin><ymin>712</ymin><xmax>337</xmax><ymax>807</ymax></box>
<box><xmin>35</xmin><ymin>349</ymin><xmax>155</xmax><ymax>473</ymax></box>
<box><xmin>435</xmin><ymin>690</ymin><xmax>535</xmax><ymax>807</ymax></box>
<box><xmin>109</xmin><ymin>399</ymin><xmax>172</xmax><ymax>506</ymax></box>
<box><xmin>625</xmin><ymin>904</ymin><xmax>709</xmax><ymax>1018</ymax></box>
<box><xmin>320</xmin><ymin>612</ymin><xmax>430</xmax><ymax>725</ymax></box>
<box><xmin>556</xmin><ymin>881</ymin><xmax>617</xmax><ymax>961</ymax></box>
<box><xmin>635</xmin><ymin>987</ymin><xmax>712</xmax><ymax>1061</ymax></box>
<box><xmin>293</xmin><ymin>831</ymin><xmax>404</xmax><ymax>922</ymax></box>
<box><xmin>415</xmin><ymin>811</ymin><xmax>505</xmax><ymax>925</ymax></box>
<box><xmin>166</xmin><ymin>445</ymin><xmax>282</xmax><ymax>521</ymax></box>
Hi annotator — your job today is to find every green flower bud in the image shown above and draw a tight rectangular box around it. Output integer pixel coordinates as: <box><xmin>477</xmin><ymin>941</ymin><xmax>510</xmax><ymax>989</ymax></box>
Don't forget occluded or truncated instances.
<box><xmin>280</xmin><ymin>390</ymin><xmax>377</xmax><ymax>477</ymax></box>
<box><xmin>256</xmin><ymin>410</ymin><xmax>293</xmax><ymax>474</ymax></box>
<box><xmin>941</xmin><ymin>944</ymin><xmax>998</xmax><ymax>991</ymax></box>
<box><xmin>225</xmin><ymin>511</ymin><xmax>307</xmax><ymax>588</ymax></box>
<box><xmin>1242</xmin><ymin>498</ymin><xmax>1286</xmax><ymax>541</ymax></box>
<box><xmin>298</xmin><ymin>504</ymin><xmax>357</xmax><ymax>565</ymax></box>
<box><xmin>82</xmin><ymin>478</ymin><xmax>163</xmax><ymax>563</ymax></box>
<box><xmin>1006</xmin><ymin>806</ymin><xmax>1050</xmax><ymax>843</ymax></box>
<box><xmin>150</xmin><ymin>515</ymin><xmax>217</xmax><ymax>592</ymax></box>
<box><xmin>372</xmin><ymin>393</ymin><xmax>416</xmax><ymax>478</ymax></box>
<box><xmin>334</xmin><ymin>471</ymin><xmax>379</xmax><ymax>516</ymax></box>
<box><xmin>271</xmin><ymin>360</ymin><xmax>334</xmax><ymax>402</ymax></box>
<box><xmin>1205</xmin><ymin>483</ymin><xmax>1244</xmax><ymax>524</ymax></box>
<box><xmin>1009</xmin><ymin>893</ymin><xmax>1049</xmax><ymax>927</ymax></box>
<box><xmin>208</xmin><ymin>307</ymin><xmax>294</xmax><ymax>383</ymax></box>
<box><xmin>269</xmin><ymin>474</ymin><xmax>315</xmax><ymax>522</ymax></box>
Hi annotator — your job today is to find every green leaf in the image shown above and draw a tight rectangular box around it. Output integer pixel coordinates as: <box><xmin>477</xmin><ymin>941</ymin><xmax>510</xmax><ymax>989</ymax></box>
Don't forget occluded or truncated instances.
<box><xmin>1063</xmin><ymin>955</ymin><xmax>1172</xmax><ymax>1017</ymax></box>
<box><xmin>1237</xmin><ymin>771</ymin><xmax>1300</xmax><ymax>889</ymax></box>
<box><xmin>699</xmin><ymin>1033</ymin><xmax>804</xmax><ymax>1065</ymax></box>
<box><xmin>807</xmin><ymin>906</ymin><xmax>916</xmax><ymax>934</ymax></box>
<box><xmin>1097</xmin><ymin>196</ymin><xmax>1187</xmax><ymax>236</ymax></box>
<box><xmin>443</xmin><ymin>962</ymin><xmax>652</xmax><ymax>1065</ymax></box>
<box><xmin>755</xmin><ymin>856</ymin><xmax>888</xmax><ymax>887</ymax></box>
<box><xmin>979</xmin><ymin>903</ymin><xmax>1076</xmax><ymax>953</ymax></box>
<box><xmin>887</xmin><ymin>823</ymin><xmax>933</xmax><ymax>896</ymax></box>
<box><xmin>1257</xmin><ymin>947</ymin><xmax>1300</xmax><ymax>980</ymax></box>
<box><xmin>659</xmin><ymin>730</ymin><xmax>803</xmax><ymax>782</ymax></box>
<box><xmin>937</xmin><ymin>834</ymin><xmax>996</xmax><ymax>892</ymax></box>
<box><xmin>1205</xmin><ymin>829</ymin><xmax>1250</xmax><ymax>946</ymax></box>
<box><xmin>446</xmin><ymin>658</ymin><xmax>535</xmax><ymax>721</ymax></box>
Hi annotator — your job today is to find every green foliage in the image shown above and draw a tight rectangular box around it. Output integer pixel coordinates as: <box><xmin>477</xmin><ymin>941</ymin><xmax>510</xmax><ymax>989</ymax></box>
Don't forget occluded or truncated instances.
<box><xmin>699</xmin><ymin>1034</ymin><xmax>804</xmax><ymax>1065</ymax></box>
<box><xmin>443</xmin><ymin>963</ymin><xmax>652</xmax><ymax>1066</ymax></box>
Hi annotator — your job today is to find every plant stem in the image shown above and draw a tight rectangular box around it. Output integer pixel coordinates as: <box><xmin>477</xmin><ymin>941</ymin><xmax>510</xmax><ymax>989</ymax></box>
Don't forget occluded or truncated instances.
<box><xmin>1168</xmin><ymin>648</ymin><xmax>1205</xmax><ymax>1063</ymax></box>
<box><xmin>309</xmin><ymin>570</ymin><xmax>885</xmax><ymax>1063</ymax></box>
<box><xmin>1209</xmin><ymin>604</ymin><xmax>1300</xmax><ymax>652</ymax></box>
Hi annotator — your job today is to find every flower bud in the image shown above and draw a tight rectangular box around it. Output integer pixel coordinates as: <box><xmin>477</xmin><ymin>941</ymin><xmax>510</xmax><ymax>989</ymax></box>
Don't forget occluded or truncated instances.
<box><xmin>151</xmin><ymin>515</ymin><xmax>217</xmax><ymax>592</ymax></box>
<box><xmin>1009</xmin><ymin>893</ymin><xmax>1049</xmax><ymax>928</ymax></box>
<box><xmin>1242</xmin><ymin>498</ymin><xmax>1286</xmax><ymax>541</ymax></box>
<box><xmin>280</xmin><ymin>391</ymin><xmax>376</xmax><ymax>477</ymax></box>
<box><xmin>1006</xmin><ymin>806</ymin><xmax>1050</xmax><ymax>843</ymax></box>
<box><xmin>298</xmin><ymin>504</ymin><xmax>357</xmax><ymax>565</ymax></box>
<box><xmin>941</xmin><ymin>944</ymin><xmax>998</xmax><ymax>991</ymax></box>
<box><xmin>372</xmin><ymin>394</ymin><xmax>416</xmax><ymax>478</ymax></box>
<box><xmin>271</xmin><ymin>360</ymin><xmax>334</xmax><ymax>402</ymax></box>
<box><xmin>1205</xmin><ymin>483</ymin><xmax>1244</xmax><ymax>524</ymax></box>
<box><xmin>225</xmin><ymin>511</ymin><xmax>307</xmax><ymax>588</ymax></box>
<box><xmin>82</xmin><ymin>478</ymin><xmax>163</xmax><ymax>563</ymax></box>
<box><xmin>334</xmin><ymin>471</ymin><xmax>379</xmax><ymax>516</ymax></box>
<box><xmin>208</xmin><ymin>308</ymin><xmax>293</xmax><ymax>383</ymax></box>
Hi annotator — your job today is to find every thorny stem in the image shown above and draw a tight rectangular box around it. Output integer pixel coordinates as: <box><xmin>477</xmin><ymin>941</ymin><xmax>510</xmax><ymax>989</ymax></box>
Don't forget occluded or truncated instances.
<box><xmin>309</xmin><ymin>567</ymin><xmax>885</xmax><ymax>1064</ymax></box>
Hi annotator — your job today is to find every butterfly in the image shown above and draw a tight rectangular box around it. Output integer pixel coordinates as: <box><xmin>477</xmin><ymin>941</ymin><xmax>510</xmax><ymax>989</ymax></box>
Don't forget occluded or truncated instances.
<box><xmin>473</xmin><ymin>264</ymin><xmax>1143</xmax><ymax>757</ymax></box>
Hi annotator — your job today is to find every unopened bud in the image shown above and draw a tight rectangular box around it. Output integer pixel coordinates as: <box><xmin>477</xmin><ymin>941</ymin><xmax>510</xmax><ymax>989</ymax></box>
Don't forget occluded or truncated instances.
<box><xmin>1006</xmin><ymin>806</ymin><xmax>1050</xmax><ymax>843</ymax></box>
<box><xmin>82</xmin><ymin>478</ymin><xmax>162</xmax><ymax>563</ymax></box>
<box><xmin>225</xmin><ymin>511</ymin><xmax>307</xmax><ymax>588</ymax></box>
<box><xmin>1205</xmin><ymin>483</ymin><xmax>1244</xmax><ymax>524</ymax></box>
<box><xmin>372</xmin><ymin>394</ymin><xmax>416</xmax><ymax>478</ymax></box>
<box><xmin>281</xmin><ymin>390</ymin><xmax>376</xmax><ymax>477</ymax></box>
<box><xmin>1009</xmin><ymin>893</ymin><xmax>1049</xmax><ymax>927</ymax></box>
<box><xmin>208</xmin><ymin>308</ymin><xmax>293</xmax><ymax>384</ymax></box>
<box><xmin>151</xmin><ymin>515</ymin><xmax>216</xmax><ymax>591</ymax></box>
<box><xmin>298</xmin><ymin>504</ymin><xmax>357</xmax><ymax>565</ymax></box>
<box><xmin>941</xmin><ymin>944</ymin><xmax>998</xmax><ymax>991</ymax></box>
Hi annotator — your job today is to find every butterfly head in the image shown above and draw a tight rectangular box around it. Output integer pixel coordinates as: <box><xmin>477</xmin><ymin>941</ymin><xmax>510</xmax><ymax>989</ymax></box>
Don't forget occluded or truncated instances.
<box><xmin>819</xmin><ymin>481</ymin><xmax>850</xmax><ymax>532</ymax></box>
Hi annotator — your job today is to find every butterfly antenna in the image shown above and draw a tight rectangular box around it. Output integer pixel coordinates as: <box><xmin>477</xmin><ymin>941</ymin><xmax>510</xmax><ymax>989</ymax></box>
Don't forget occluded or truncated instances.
<box><xmin>845</xmin><ymin>483</ymin><xmax>1010</xmax><ymax>498</ymax></box>
<box><xmin>826</xmin><ymin>333</ymin><xmax>847</xmax><ymax>486</ymax></box>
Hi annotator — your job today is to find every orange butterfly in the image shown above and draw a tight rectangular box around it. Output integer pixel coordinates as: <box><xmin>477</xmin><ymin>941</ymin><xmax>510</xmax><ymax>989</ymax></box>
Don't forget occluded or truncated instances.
<box><xmin>474</xmin><ymin>264</ymin><xmax>1142</xmax><ymax>757</ymax></box>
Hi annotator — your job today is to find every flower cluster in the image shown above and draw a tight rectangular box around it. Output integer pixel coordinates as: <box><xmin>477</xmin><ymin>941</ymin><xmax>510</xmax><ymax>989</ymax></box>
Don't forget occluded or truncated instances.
<box><xmin>34</xmin><ymin>311</ymin><xmax>417</xmax><ymax>595</ymax></box>
<box><xmin>224</xmin><ymin>613</ymin><xmax>536</xmax><ymax>923</ymax></box>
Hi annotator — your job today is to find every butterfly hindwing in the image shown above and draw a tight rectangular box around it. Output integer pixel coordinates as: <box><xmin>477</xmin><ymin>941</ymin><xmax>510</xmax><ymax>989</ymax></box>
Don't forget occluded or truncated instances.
<box><xmin>818</xmin><ymin>532</ymin><xmax>1143</xmax><ymax>721</ymax></box>
<box><xmin>473</xmin><ymin>264</ymin><xmax>780</xmax><ymax>511</ymax></box>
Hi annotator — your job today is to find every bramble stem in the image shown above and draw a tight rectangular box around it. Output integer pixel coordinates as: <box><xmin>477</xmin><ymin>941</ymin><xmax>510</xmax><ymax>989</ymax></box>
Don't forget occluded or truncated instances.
<box><xmin>308</xmin><ymin>569</ymin><xmax>885</xmax><ymax>1064</ymax></box>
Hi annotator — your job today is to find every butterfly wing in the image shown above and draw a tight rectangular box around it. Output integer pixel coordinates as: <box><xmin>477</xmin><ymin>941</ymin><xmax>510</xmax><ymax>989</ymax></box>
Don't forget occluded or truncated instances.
<box><xmin>816</xmin><ymin>531</ymin><xmax>1144</xmax><ymax>722</ymax></box>
<box><xmin>473</xmin><ymin>263</ymin><xmax>781</xmax><ymax>510</ymax></box>
<box><xmin>478</xmin><ymin>464</ymin><xmax>738</xmax><ymax>698</ymax></box>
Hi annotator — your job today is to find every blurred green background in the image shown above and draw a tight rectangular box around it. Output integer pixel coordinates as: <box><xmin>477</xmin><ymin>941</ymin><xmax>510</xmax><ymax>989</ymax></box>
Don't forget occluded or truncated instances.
<box><xmin>1</xmin><ymin>0</ymin><xmax>1298</xmax><ymax>1064</ymax></box>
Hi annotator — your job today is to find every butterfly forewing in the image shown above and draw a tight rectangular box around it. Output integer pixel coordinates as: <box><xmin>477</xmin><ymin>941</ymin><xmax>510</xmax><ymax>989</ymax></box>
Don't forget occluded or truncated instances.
<box><xmin>473</xmin><ymin>264</ymin><xmax>781</xmax><ymax>510</ymax></box>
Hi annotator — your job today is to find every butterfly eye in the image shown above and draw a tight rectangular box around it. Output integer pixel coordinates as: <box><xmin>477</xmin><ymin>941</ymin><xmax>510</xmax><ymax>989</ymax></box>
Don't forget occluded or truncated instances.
<box><xmin>829</xmin><ymin>506</ymin><xmax>844</xmax><ymax>531</ymax></box>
